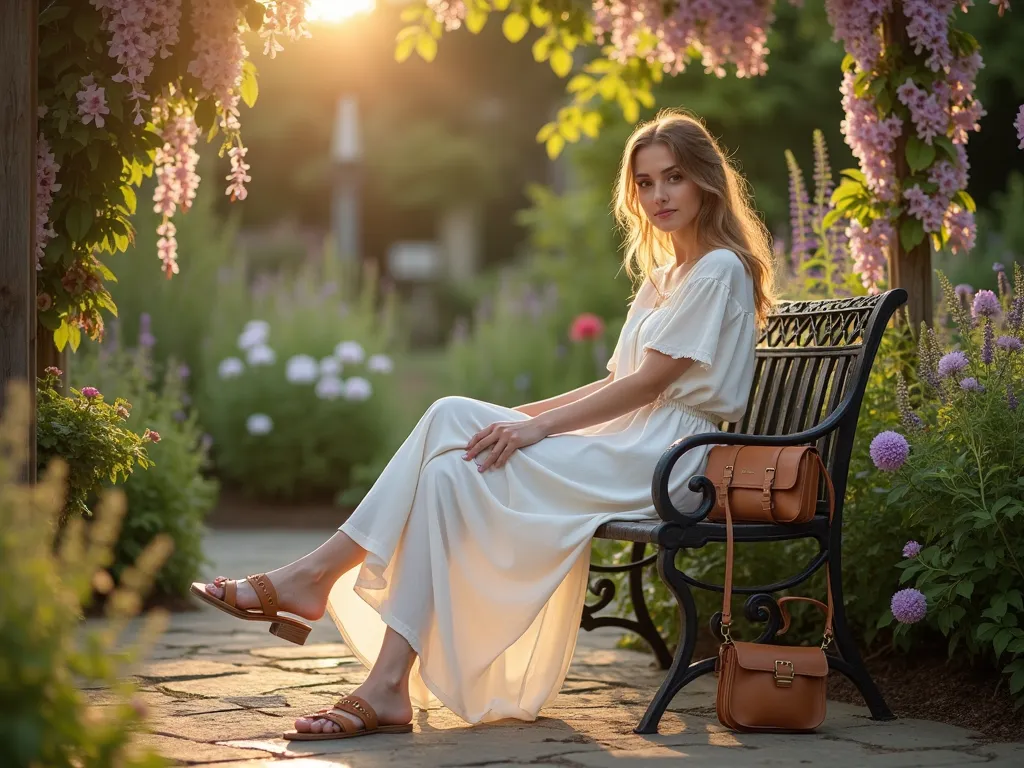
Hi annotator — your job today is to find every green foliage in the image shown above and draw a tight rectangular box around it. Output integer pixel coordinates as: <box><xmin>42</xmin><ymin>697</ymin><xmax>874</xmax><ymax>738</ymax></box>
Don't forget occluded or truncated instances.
<box><xmin>36</xmin><ymin>1</ymin><xmax>277</xmax><ymax>350</ymax></box>
<box><xmin>71</xmin><ymin>345</ymin><xmax>216</xmax><ymax>602</ymax></box>
<box><xmin>196</xmin><ymin>249</ymin><xmax>406</xmax><ymax>503</ymax></box>
<box><xmin>35</xmin><ymin>370</ymin><xmax>155</xmax><ymax>524</ymax></box>
<box><xmin>873</xmin><ymin>267</ymin><xmax>1024</xmax><ymax>705</ymax></box>
<box><xmin>0</xmin><ymin>382</ymin><xmax>171</xmax><ymax>768</ymax></box>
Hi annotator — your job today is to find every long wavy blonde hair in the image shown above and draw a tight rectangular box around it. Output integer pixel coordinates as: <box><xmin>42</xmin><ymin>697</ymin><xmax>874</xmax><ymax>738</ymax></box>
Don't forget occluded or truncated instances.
<box><xmin>613</xmin><ymin>109</ymin><xmax>776</xmax><ymax>325</ymax></box>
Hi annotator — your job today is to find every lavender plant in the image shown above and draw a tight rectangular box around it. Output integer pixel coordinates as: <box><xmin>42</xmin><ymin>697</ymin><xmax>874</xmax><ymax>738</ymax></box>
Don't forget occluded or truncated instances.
<box><xmin>869</xmin><ymin>263</ymin><xmax>1024</xmax><ymax>706</ymax></box>
<box><xmin>783</xmin><ymin>131</ymin><xmax>862</xmax><ymax>298</ymax></box>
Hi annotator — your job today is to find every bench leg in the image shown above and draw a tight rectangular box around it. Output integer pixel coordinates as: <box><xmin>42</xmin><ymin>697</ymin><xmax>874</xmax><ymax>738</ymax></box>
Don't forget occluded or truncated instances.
<box><xmin>634</xmin><ymin>546</ymin><xmax>710</xmax><ymax>734</ymax></box>
<box><xmin>827</xmin><ymin>548</ymin><xmax>896</xmax><ymax>721</ymax></box>
<box><xmin>582</xmin><ymin>542</ymin><xmax>673</xmax><ymax>669</ymax></box>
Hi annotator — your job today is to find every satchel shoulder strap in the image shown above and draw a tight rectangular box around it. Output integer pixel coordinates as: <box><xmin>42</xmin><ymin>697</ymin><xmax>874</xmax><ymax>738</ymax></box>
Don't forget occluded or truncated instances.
<box><xmin>720</xmin><ymin>450</ymin><xmax>835</xmax><ymax>647</ymax></box>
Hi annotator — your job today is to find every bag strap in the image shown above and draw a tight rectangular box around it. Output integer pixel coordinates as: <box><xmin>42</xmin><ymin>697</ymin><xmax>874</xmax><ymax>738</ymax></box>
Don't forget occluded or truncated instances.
<box><xmin>720</xmin><ymin>450</ymin><xmax>835</xmax><ymax>649</ymax></box>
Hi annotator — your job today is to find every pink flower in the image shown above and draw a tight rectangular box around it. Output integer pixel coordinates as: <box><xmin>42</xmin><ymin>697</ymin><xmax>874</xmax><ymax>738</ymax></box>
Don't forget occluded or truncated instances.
<box><xmin>44</xmin><ymin>366</ymin><xmax>63</xmax><ymax>377</ymax></box>
<box><xmin>81</xmin><ymin>386</ymin><xmax>101</xmax><ymax>399</ymax></box>
<box><xmin>35</xmin><ymin>135</ymin><xmax>61</xmax><ymax>269</ymax></box>
<box><xmin>143</xmin><ymin>428</ymin><xmax>161</xmax><ymax>443</ymax></box>
<box><xmin>569</xmin><ymin>313</ymin><xmax>605</xmax><ymax>342</ymax></box>
<box><xmin>36</xmin><ymin>293</ymin><xmax>53</xmax><ymax>312</ymax></box>
<box><xmin>76</xmin><ymin>82</ymin><xmax>110</xmax><ymax>128</ymax></box>
<box><xmin>225</xmin><ymin>144</ymin><xmax>251</xmax><ymax>202</ymax></box>
<box><xmin>1016</xmin><ymin>104</ymin><xmax>1024</xmax><ymax>150</ymax></box>
<box><xmin>260</xmin><ymin>0</ymin><xmax>310</xmax><ymax>58</ymax></box>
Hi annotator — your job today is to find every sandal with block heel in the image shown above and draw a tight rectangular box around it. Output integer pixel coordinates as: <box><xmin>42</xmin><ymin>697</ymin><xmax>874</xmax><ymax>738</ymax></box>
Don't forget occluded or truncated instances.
<box><xmin>189</xmin><ymin>573</ymin><xmax>312</xmax><ymax>645</ymax></box>
<box><xmin>283</xmin><ymin>695</ymin><xmax>414</xmax><ymax>741</ymax></box>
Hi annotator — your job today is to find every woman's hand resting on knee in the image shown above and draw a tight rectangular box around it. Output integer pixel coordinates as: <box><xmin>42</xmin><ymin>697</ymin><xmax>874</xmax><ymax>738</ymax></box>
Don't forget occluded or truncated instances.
<box><xmin>463</xmin><ymin>419</ymin><xmax>549</xmax><ymax>471</ymax></box>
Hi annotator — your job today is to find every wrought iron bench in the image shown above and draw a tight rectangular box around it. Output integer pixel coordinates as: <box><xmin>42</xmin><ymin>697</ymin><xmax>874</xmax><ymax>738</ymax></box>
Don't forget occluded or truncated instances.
<box><xmin>584</xmin><ymin>289</ymin><xmax>907</xmax><ymax>734</ymax></box>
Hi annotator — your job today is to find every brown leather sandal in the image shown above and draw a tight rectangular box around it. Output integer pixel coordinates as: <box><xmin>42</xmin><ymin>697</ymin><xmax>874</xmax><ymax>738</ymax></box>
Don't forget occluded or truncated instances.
<box><xmin>189</xmin><ymin>573</ymin><xmax>312</xmax><ymax>645</ymax></box>
<box><xmin>283</xmin><ymin>695</ymin><xmax>414</xmax><ymax>741</ymax></box>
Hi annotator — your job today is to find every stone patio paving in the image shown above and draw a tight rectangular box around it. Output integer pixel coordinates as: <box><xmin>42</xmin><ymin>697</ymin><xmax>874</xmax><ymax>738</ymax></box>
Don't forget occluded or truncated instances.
<box><xmin>91</xmin><ymin>530</ymin><xmax>1024</xmax><ymax>767</ymax></box>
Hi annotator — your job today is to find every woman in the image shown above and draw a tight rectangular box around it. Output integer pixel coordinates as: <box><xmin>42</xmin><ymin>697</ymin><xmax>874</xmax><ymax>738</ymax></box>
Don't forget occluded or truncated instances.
<box><xmin>191</xmin><ymin>109</ymin><xmax>774</xmax><ymax>741</ymax></box>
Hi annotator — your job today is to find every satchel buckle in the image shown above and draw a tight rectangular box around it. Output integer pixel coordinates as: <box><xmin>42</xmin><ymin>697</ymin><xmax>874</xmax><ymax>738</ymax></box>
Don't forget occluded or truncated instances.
<box><xmin>762</xmin><ymin>467</ymin><xmax>776</xmax><ymax>512</ymax></box>
<box><xmin>773</xmin><ymin>659</ymin><xmax>795</xmax><ymax>687</ymax></box>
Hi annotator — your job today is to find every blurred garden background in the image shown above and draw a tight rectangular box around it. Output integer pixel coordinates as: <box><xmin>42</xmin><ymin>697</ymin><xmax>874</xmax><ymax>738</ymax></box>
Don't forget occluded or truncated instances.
<box><xmin>9</xmin><ymin>1</ymin><xmax>1024</xmax><ymax>762</ymax></box>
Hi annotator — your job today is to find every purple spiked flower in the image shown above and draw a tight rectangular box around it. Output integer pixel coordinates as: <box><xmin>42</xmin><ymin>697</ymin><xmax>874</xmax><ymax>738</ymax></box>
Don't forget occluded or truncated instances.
<box><xmin>937</xmin><ymin>351</ymin><xmax>969</xmax><ymax>378</ymax></box>
<box><xmin>1009</xmin><ymin>387</ymin><xmax>1019</xmax><ymax>411</ymax></box>
<box><xmin>902</xmin><ymin>541</ymin><xmax>922</xmax><ymax>558</ymax></box>
<box><xmin>982</xmin><ymin>320</ymin><xmax>995</xmax><ymax>365</ymax></box>
<box><xmin>870</xmin><ymin>431</ymin><xmax>910</xmax><ymax>472</ymax></box>
<box><xmin>891</xmin><ymin>588</ymin><xmax>927</xmax><ymax>624</ymax></box>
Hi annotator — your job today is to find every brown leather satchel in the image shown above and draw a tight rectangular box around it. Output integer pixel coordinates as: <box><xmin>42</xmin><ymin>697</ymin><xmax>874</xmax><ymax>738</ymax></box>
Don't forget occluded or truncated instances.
<box><xmin>714</xmin><ymin>450</ymin><xmax>835</xmax><ymax>733</ymax></box>
<box><xmin>705</xmin><ymin>445</ymin><xmax>821</xmax><ymax>524</ymax></box>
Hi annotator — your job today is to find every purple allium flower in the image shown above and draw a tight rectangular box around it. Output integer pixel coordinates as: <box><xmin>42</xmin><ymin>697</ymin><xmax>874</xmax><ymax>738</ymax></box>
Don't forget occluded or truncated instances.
<box><xmin>982</xmin><ymin>320</ymin><xmax>994</xmax><ymax>365</ymax></box>
<box><xmin>891</xmin><ymin>588</ymin><xmax>927</xmax><ymax>624</ymax></box>
<box><xmin>959</xmin><ymin>377</ymin><xmax>984</xmax><ymax>392</ymax></box>
<box><xmin>80</xmin><ymin>386</ymin><xmax>100</xmax><ymax>399</ymax></box>
<box><xmin>997</xmin><ymin>335</ymin><xmax>1023</xmax><ymax>352</ymax></box>
<box><xmin>972</xmin><ymin>289</ymin><xmax>1001</xmax><ymax>318</ymax></box>
<box><xmin>993</xmin><ymin>262</ymin><xmax>1005</xmax><ymax>272</ymax></box>
<box><xmin>954</xmin><ymin>283</ymin><xmax>973</xmax><ymax>299</ymax></box>
<box><xmin>870</xmin><ymin>431</ymin><xmax>910</xmax><ymax>472</ymax></box>
<box><xmin>902</xmin><ymin>540</ymin><xmax>922</xmax><ymax>558</ymax></box>
<box><xmin>937</xmin><ymin>351</ymin><xmax>969</xmax><ymax>378</ymax></box>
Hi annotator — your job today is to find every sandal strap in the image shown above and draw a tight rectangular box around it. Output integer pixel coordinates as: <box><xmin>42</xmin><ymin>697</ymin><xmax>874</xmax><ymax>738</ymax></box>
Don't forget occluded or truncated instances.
<box><xmin>318</xmin><ymin>711</ymin><xmax>359</xmax><ymax>734</ymax></box>
<box><xmin>223</xmin><ymin>580</ymin><xmax>237</xmax><ymax>608</ymax></box>
<box><xmin>333</xmin><ymin>696</ymin><xmax>379</xmax><ymax>732</ymax></box>
<box><xmin>245</xmin><ymin>573</ymin><xmax>279</xmax><ymax>618</ymax></box>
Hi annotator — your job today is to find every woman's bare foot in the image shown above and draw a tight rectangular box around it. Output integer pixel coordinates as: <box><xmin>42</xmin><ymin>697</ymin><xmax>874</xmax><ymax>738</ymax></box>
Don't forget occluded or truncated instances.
<box><xmin>203</xmin><ymin>564</ymin><xmax>329</xmax><ymax>622</ymax></box>
<box><xmin>294</xmin><ymin>679</ymin><xmax>413</xmax><ymax>734</ymax></box>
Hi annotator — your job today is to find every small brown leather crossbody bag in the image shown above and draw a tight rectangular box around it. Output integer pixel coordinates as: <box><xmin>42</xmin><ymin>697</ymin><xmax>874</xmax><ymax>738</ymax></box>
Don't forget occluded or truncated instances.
<box><xmin>705</xmin><ymin>445</ymin><xmax>821</xmax><ymax>524</ymax></box>
<box><xmin>714</xmin><ymin>448</ymin><xmax>835</xmax><ymax>733</ymax></box>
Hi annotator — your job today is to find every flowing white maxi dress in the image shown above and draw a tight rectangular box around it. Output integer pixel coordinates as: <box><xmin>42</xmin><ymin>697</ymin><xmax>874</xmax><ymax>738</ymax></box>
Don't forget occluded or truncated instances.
<box><xmin>326</xmin><ymin>248</ymin><xmax>757</xmax><ymax>724</ymax></box>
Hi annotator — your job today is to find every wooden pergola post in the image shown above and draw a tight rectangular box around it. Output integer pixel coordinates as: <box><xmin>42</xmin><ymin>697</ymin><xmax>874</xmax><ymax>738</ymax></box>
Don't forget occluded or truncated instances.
<box><xmin>0</xmin><ymin>0</ymin><xmax>38</xmax><ymax>478</ymax></box>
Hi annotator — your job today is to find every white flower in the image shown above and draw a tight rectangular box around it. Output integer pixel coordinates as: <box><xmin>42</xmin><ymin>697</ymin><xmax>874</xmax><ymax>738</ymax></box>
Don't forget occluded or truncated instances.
<box><xmin>335</xmin><ymin>340</ymin><xmax>365</xmax><ymax>364</ymax></box>
<box><xmin>344</xmin><ymin>376</ymin><xmax>373</xmax><ymax>401</ymax></box>
<box><xmin>238</xmin><ymin>320</ymin><xmax>270</xmax><ymax>350</ymax></box>
<box><xmin>247</xmin><ymin>344</ymin><xmax>276</xmax><ymax>366</ymax></box>
<box><xmin>246</xmin><ymin>413</ymin><xmax>273</xmax><ymax>435</ymax></box>
<box><xmin>218</xmin><ymin>357</ymin><xmax>245</xmax><ymax>379</ymax></box>
<box><xmin>319</xmin><ymin>356</ymin><xmax>342</xmax><ymax>377</ymax></box>
<box><xmin>285</xmin><ymin>354</ymin><xmax>319</xmax><ymax>384</ymax></box>
<box><xmin>367</xmin><ymin>354</ymin><xmax>394</xmax><ymax>374</ymax></box>
<box><xmin>315</xmin><ymin>376</ymin><xmax>345</xmax><ymax>400</ymax></box>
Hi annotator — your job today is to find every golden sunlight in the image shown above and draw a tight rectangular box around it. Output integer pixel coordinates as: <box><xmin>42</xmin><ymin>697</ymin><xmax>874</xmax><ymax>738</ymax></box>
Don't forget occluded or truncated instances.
<box><xmin>305</xmin><ymin>0</ymin><xmax>376</xmax><ymax>24</ymax></box>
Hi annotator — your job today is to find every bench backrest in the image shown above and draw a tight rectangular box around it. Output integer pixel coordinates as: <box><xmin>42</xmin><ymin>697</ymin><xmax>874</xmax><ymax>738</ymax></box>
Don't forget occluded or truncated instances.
<box><xmin>722</xmin><ymin>289</ymin><xmax>907</xmax><ymax>500</ymax></box>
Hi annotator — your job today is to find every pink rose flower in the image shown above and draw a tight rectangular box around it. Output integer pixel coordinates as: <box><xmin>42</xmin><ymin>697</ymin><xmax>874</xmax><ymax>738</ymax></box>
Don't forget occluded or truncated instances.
<box><xmin>569</xmin><ymin>313</ymin><xmax>605</xmax><ymax>343</ymax></box>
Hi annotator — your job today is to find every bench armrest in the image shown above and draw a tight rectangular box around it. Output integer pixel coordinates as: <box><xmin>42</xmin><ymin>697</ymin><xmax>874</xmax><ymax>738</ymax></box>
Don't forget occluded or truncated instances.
<box><xmin>651</xmin><ymin>405</ymin><xmax>846</xmax><ymax>527</ymax></box>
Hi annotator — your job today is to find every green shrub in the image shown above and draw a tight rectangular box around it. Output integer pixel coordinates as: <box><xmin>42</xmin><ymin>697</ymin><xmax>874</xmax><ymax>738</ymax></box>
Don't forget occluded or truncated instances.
<box><xmin>1</xmin><ymin>382</ymin><xmax>171</xmax><ymax>768</ymax></box>
<box><xmin>869</xmin><ymin>267</ymin><xmax>1024</xmax><ymax>706</ymax></box>
<box><xmin>71</xmin><ymin>342</ymin><xmax>216</xmax><ymax>602</ymax></box>
<box><xmin>35</xmin><ymin>368</ymin><xmax>155</xmax><ymax>524</ymax></box>
<box><xmin>196</xmin><ymin>249</ymin><xmax>405</xmax><ymax>502</ymax></box>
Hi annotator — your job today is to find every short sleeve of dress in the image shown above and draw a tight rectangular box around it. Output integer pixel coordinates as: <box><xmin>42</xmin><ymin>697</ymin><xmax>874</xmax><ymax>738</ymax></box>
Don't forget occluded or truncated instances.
<box><xmin>642</xmin><ymin>276</ymin><xmax>733</xmax><ymax>369</ymax></box>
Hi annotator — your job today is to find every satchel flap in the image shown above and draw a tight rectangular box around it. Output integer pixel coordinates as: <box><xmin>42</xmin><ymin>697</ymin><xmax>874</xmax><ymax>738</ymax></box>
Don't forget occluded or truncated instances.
<box><xmin>731</xmin><ymin>641</ymin><xmax>828</xmax><ymax>678</ymax></box>
<box><xmin>706</xmin><ymin>447</ymin><xmax>810</xmax><ymax>491</ymax></box>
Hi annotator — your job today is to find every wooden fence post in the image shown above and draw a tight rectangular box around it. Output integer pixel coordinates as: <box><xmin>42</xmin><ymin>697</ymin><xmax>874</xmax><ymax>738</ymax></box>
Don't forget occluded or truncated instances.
<box><xmin>0</xmin><ymin>0</ymin><xmax>38</xmax><ymax>479</ymax></box>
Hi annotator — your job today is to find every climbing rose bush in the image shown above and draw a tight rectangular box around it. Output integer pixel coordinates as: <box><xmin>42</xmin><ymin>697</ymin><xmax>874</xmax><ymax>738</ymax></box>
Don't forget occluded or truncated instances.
<box><xmin>870</xmin><ymin>264</ymin><xmax>1024</xmax><ymax>705</ymax></box>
